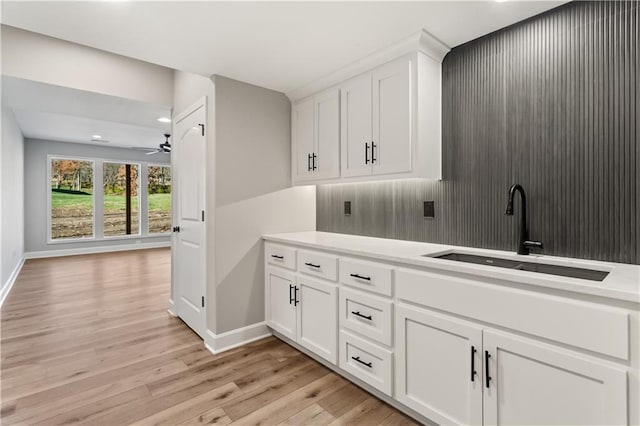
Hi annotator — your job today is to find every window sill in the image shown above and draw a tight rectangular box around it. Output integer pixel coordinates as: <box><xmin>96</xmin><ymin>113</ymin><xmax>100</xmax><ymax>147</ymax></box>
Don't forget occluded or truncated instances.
<box><xmin>48</xmin><ymin>233</ymin><xmax>170</xmax><ymax>245</ymax></box>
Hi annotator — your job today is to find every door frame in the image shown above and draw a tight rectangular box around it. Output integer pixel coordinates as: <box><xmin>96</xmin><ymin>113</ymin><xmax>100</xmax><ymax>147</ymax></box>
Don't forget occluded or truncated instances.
<box><xmin>170</xmin><ymin>96</ymin><xmax>208</xmax><ymax>338</ymax></box>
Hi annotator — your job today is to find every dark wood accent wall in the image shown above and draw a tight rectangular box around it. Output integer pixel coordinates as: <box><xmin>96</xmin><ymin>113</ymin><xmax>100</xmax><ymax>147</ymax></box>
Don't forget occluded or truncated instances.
<box><xmin>316</xmin><ymin>1</ymin><xmax>639</xmax><ymax>264</ymax></box>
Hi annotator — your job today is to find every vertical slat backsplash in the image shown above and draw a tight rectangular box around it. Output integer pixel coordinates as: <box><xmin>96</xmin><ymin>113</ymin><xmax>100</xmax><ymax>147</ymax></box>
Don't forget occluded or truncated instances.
<box><xmin>316</xmin><ymin>1</ymin><xmax>639</xmax><ymax>265</ymax></box>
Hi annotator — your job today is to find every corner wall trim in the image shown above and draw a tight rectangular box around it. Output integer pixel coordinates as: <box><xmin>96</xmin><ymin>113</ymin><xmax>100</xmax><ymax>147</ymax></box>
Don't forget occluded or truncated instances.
<box><xmin>25</xmin><ymin>241</ymin><xmax>171</xmax><ymax>259</ymax></box>
<box><xmin>0</xmin><ymin>257</ymin><xmax>25</xmax><ymax>307</ymax></box>
<box><xmin>204</xmin><ymin>322</ymin><xmax>272</xmax><ymax>355</ymax></box>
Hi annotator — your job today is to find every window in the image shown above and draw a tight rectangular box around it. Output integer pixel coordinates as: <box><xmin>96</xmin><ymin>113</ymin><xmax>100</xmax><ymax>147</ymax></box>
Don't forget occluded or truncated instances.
<box><xmin>148</xmin><ymin>165</ymin><xmax>172</xmax><ymax>234</ymax></box>
<box><xmin>103</xmin><ymin>162</ymin><xmax>140</xmax><ymax>236</ymax></box>
<box><xmin>50</xmin><ymin>158</ymin><xmax>94</xmax><ymax>240</ymax></box>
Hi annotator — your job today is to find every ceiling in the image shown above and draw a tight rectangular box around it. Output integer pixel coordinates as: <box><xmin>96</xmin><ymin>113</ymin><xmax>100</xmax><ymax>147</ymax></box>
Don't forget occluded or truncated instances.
<box><xmin>2</xmin><ymin>76</ymin><xmax>172</xmax><ymax>149</ymax></box>
<box><xmin>1</xmin><ymin>1</ymin><xmax>567</xmax><ymax>94</ymax></box>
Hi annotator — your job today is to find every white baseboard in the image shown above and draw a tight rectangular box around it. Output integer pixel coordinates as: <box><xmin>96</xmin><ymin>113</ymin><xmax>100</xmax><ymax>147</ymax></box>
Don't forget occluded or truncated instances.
<box><xmin>0</xmin><ymin>257</ymin><xmax>25</xmax><ymax>307</ymax></box>
<box><xmin>204</xmin><ymin>322</ymin><xmax>272</xmax><ymax>355</ymax></box>
<box><xmin>25</xmin><ymin>241</ymin><xmax>171</xmax><ymax>259</ymax></box>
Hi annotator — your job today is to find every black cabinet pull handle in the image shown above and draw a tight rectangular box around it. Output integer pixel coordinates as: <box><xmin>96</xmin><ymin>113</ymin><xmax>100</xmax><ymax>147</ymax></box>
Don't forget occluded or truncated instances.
<box><xmin>271</xmin><ymin>254</ymin><xmax>284</xmax><ymax>259</ymax></box>
<box><xmin>371</xmin><ymin>141</ymin><xmax>377</xmax><ymax>163</ymax></box>
<box><xmin>350</xmin><ymin>273</ymin><xmax>371</xmax><ymax>281</ymax></box>
<box><xmin>485</xmin><ymin>351</ymin><xmax>491</xmax><ymax>388</ymax></box>
<box><xmin>304</xmin><ymin>262</ymin><xmax>320</xmax><ymax>268</ymax></box>
<box><xmin>312</xmin><ymin>153</ymin><xmax>317</xmax><ymax>171</ymax></box>
<box><xmin>289</xmin><ymin>284</ymin><xmax>294</xmax><ymax>305</ymax></box>
<box><xmin>351</xmin><ymin>311</ymin><xmax>372</xmax><ymax>321</ymax></box>
<box><xmin>351</xmin><ymin>356</ymin><xmax>372</xmax><ymax>368</ymax></box>
<box><xmin>172</xmin><ymin>226</ymin><xmax>180</xmax><ymax>233</ymax></box>
<box><xmin>294</xmin><ymin>286</ymin><xmax>299</xmax><ymax>306</ymax></box>
<box><xmin>471</xmin><ymin>346</ymin><xmax>477</xmax><ymax>382</ymax></box>
<box><xmin>365</xmin><ymin>142</ymin><xmax>370</xmax><ymax>164</ymax></box>
<box><xmin>307</xmin><ymin>153</ymin><xmax>312</xmax><ymax>171</ymax></box>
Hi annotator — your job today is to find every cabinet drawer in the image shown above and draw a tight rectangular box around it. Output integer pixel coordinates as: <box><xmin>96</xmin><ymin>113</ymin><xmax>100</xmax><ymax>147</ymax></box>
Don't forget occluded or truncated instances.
<box><xmin>340</xmin><ymin>287</ymin><xmax>393</xmax><ymax>346</ymax></box>
<box><xmin>265</xmin><ymin>243</ymin><xmax>296</xmax><ymax>270</ymax></box>
<box><xmin>298</xmin><ymin>249</ymin><xmax>338</xmax><ymax>282</ymax></box>
<box><xmin>339</xmin><ymin>330</ymin><xmax>393</xmax><ymax>396</ymax></box>
<box><xmin>339</xmin><ymin>258</ymin><xmax>393</xmax><ymax>297</ymax></box>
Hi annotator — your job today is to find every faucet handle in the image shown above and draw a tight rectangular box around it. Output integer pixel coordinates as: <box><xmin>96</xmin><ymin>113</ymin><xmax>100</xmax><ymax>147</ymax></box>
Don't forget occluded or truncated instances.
<box><xmin>524</xmin><ymin>240</ymin><xmax>544</xmax><ymax>251</ymax></box>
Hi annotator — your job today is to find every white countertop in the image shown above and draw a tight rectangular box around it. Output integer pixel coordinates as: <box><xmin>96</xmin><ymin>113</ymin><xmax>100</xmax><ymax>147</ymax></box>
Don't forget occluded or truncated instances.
<box><xmin>263</xmin><ymin>231</ymin><xmax>640</xmax><ymax>303</ymax></box>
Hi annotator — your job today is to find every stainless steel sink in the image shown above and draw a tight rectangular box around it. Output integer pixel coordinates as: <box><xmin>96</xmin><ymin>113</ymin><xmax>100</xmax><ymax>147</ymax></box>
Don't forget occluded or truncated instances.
<box><xmin>429</xmin><ymin>252</ymin><xmax>609</xmax><ymax>282</ymax></box>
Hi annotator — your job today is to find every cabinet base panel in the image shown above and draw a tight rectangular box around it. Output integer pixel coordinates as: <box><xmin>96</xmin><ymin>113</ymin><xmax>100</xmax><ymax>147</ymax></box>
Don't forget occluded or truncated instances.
<box><xmin>270</xmin><ymin>328</ymin><xmax>436</xmax><ymax>426</ymax></box>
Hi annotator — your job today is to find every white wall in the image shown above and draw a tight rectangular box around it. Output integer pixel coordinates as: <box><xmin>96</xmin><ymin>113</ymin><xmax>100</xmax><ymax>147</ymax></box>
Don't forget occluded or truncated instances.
<box><xmin>213</xmin><ymin>75</ymin><xmax>315</xmax><ymax>334</ymax></box>
<box><xmin>23</xmin><ymin>139</ymin><xmax>170</xmax><ymax>255</ymax></box>
<box><xmin>1</xmin><ymin>25</ymin><xmax>174</xmax><ymax>106</ymax></box>
<box><xmin>1</xmin><ymin>105</ymin><xmax>25</xmax><ymax>299</ymax></box>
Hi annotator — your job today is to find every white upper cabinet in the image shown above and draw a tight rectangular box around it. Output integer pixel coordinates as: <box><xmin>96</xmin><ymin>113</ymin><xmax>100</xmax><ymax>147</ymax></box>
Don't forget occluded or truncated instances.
<box><xmin>289</xmin><ymin>30</ymin><xmax>449</xmax><ymax>185</ymax></box>
<box><xmin>341</xmin><ymin>73</ymin><xmax>373</xmax><ymax>178</ymax></box>
<box><xmin>292</xmin><ymin>88</ymin><xmax>340</xmax><ymax>184</ymax></box>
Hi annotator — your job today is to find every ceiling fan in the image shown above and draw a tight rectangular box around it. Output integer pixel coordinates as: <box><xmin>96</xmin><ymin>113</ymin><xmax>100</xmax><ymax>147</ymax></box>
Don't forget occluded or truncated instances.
<box><xmin>132</xmin><ymin>133</ymin><xmax>171</xmax><ymax>155</ymax></box>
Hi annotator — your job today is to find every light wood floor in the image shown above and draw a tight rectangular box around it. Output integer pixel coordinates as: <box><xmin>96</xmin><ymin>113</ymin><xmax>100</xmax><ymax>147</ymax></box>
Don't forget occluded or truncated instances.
<box><xmin>0</xmin><ymin>248</ymin><xmax>418</xmax><ymax>425</ymax></box>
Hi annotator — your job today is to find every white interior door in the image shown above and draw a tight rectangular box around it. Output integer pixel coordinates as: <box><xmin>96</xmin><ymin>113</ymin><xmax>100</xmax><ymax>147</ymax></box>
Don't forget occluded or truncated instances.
<box><xmin>483</xmin><ymin>330</ymin><xmax>627</xmax><ymax>426</ymax></box>
<box><xmin>395</xmin><ymin>304</ymin><xmax>483</xmax><ymax>425</ymax></box>
<box><xmin>293</xmin><ymin>98</ymin><xmax>316</xmax><ymax>182</ymax></box>
<box><xmin>173</xmin><ymin>101</ymin><xmax>207</xmax><ymax>338</ymax></box>
<box><xmin>341</xmin><ymin>74</ymin><xmax>373</xmax><ymax>178</ymax></box>
<box><xmin>313</xmin><ymin>88</ymin><xmax>340</xmax><ymax>180</ymax></box>
<box><xmin>372</xmin><ymin>56</ymin><xmax>412</xmax><ymax>175</ymax></box>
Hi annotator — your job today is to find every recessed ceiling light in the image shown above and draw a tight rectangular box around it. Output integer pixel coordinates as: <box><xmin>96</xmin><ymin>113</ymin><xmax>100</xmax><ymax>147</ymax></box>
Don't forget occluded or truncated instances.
<box><xmin>92</xmin><ymin>135</ymin><xmax>102</xmax><ymax>139</ymax></box>
<box><xmin>157</xmin><ymin>117</ymin><xmax>171</xmax><ymax>123</ymax></box>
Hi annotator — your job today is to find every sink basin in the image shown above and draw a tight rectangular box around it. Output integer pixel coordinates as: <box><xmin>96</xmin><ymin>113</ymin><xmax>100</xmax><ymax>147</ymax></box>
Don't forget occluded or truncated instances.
<box><xmin>428</xmin><ymin>252</ymin><xmax>609</xmax><ymax>282</ymax></box>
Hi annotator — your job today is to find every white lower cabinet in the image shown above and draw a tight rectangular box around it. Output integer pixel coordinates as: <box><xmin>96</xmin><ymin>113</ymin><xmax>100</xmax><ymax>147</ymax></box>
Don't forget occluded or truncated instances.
<box><xmin>396</xmin><ymin>302</ymin><xmax>628</xmax><ymax>426</ymax></box>
<box><xmin>266</xmin><ymin>267</ymin><xmax>297</xmax><ymax>341</ymax></box>
<box><xmin>395</xmin><ymin>304</ymin><xmax>483</xmax><ymax>425</ymax></box>
<box><xmin>297</xmin><ymin>276</ymin><xmax>337</xmax><ymax>363</ymax></box>
<box><xmin>484</xmin><ymin>330</ymin><xmax>627</xmax><ymax>426</ymax></box>
<box><xmin>266</xmin><ymin>265</ymin><xmax>338</xmax><ymax>364</ymax></box>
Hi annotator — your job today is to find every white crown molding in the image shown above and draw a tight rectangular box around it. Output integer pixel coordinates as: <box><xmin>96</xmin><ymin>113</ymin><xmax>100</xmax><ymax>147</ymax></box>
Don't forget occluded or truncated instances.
<box><xmin>286</xmin><ymin>28</ymin><xmax>450</xmax><ymax>102</ymax></box>
<box><xmin>0</xmin><ymin>257</ymin><xmax>25</xmax><ymax>307</ymax></box>
<box><xmin>204</xmin><ymin>322</ymin><xmax>272</xmax><ymax>354</ymax></box>
<box><xmin>25</xmin><ymin>241</ymin><xmax>170</xmax><ymax>259</ymax></box>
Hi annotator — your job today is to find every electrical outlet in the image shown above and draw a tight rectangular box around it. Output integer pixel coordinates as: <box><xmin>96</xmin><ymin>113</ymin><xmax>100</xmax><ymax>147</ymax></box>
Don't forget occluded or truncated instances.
<box><xmin>423</xmin><ymin>201</ymin><xmax>435</xmax><ymax>218</ymax></box>
<box><xmin>344</xmin><ymin>201</ymin><xmax>351</xmax><ymax>215</ymax></box>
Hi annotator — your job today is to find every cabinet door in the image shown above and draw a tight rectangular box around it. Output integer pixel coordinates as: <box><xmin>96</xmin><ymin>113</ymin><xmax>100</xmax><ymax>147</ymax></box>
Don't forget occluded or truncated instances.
<box><xmin>292</xmin><ymin>97</ymin><xmax>316</xmax><ymax>182</ymax></box>
<box><xmin>265</xmin><ymin>267</ymin><xmax>297</xmax><ymax>340</ymax></box>
<box><xmin>483</xmin><ymin>330</ymin><xmax>627</xmax><ymax>426</ymax></box>
<box><xmin>314</xmin><ymin>88</ymin><xmax>340</xmax><ymax>180</ymax></box>
<box><xmin>395</xmin><ymin>304</ymin><xmax>483</xmax><ymax>425</ymax></box>
<box><xmin>296</xmin><ymin>276</ymin><xmax>337</xmax><ymax>363</ymax></box>
<box><xmin>372</xmin><ymin>56</ymin><xmax>412</xmax><ymax>175</ymax></box>
<box><xmin>341</xmin><ymin>74</ymin><xmax>373</xmax><ymax>178</ymax></box>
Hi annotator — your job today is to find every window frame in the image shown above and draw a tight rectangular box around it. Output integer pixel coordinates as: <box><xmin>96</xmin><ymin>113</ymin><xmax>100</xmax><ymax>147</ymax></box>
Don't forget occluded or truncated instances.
<box><xmin>146</xmin><ymin>163</ymin><xmax>172</xmax><ymax>236</ymax></box>
<box><xmin>47</xmin><ymin>154</ymin><xmax>171</xmax><ymax>245</ymax></box>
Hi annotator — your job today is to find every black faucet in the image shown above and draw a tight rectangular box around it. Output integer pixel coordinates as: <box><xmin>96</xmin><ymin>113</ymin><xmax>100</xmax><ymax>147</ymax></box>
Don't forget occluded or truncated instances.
<box><xmin>505</xmin><ymin>184</ymin><xmax>543</xmax><ymax>255</ymax></box>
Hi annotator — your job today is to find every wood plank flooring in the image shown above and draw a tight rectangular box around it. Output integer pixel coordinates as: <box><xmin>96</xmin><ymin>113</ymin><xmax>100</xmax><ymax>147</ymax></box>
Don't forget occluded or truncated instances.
<box><xmin>0</xmin><ymin>248</ymin><xmax>418</xmax><ymax>425</ymax></box>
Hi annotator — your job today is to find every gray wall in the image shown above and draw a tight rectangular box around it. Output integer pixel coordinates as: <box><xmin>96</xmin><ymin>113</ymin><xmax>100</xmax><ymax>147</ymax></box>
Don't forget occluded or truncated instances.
<box><xmin>1</xmin><ymin>106</ymin><xmax>25</xmax><ymax>291</ymax></box>
<box><xmin>317</xmin><ymin>1</ymin><xmax>639</xmax><ymax>265</ymax></box>
<box><xmin>213</xmin><ymin>75</ymin><xmax>315</xmax><ymax>334</ymax></box>
<box><xmin>24</xmin><ymin>139</ymin><xmax>170</xmax><ymax>254</ymax></box>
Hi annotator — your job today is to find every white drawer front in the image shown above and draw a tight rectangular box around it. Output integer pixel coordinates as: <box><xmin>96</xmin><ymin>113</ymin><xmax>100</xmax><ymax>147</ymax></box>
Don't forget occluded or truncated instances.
<box><xmin>298</xmin><ymin>249</ymin><xmax>338</xmax><ymax>282</ymax></box>
<box><xmin>339</xmin><ymin>330</ymin><xmax>393</xmax><ymax>396</ymax></box>
<box><xmin>340</xmin><ymin>258</ymin><xmax>393</xmax><ymax>297</ymax></box>
<box><xmin>265</xmin><ymin>243</ymin><xmax>296</xmax><ymax>270</ymax></box>
<box><xmin>340</xmin><ymin>287</ymin><xmax>393</xmax><ymax>346</ymax></box>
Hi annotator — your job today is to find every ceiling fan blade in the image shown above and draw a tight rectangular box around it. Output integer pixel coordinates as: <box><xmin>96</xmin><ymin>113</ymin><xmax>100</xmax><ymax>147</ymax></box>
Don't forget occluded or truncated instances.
<box><xmin>145</xmin><ymin>150</ymin><xmax>159</xmax><ymax>155</ymax></box>
<box><xmin>131</xmin><ymin>147</ymin><xmax>156</xmax><ymax>151</ymax></box>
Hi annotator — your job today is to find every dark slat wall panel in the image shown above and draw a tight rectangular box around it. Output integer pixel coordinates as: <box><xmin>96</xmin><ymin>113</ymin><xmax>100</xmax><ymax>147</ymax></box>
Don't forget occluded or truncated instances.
<box><xmin>316</xmin><ymin>1</ymin><xmax>639</xmax><ymax>265</ymax></box>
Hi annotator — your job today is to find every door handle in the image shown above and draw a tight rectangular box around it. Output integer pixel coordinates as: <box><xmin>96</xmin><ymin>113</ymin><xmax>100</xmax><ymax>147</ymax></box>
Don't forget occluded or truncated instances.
<box><xmin>307</xmin><ymin>153</ymin><xmax>312</xmax><ymax>171</ymax></box>
<box><xmin>312</xmin><ymin>153</ymin><xmax>317</xmax><ymax>171</ymax></box>
<box><xmin>365</xmin><ymin>143</ymin><xmax>370</xmax><ymax>164</ymax></box>
<box><xmin>485</xmin><ymin>351</ymin><xmax>491</xmax><ymax>388</ymax></box>
<box><xmin>351</xmin><ymin>311</ymin><xmax>372</xmax><ymax>321</ymax></box>
<box><xmin>471</xmin><ymin>346</ymin><xmax>477</xmax><ymax>382</ymax></box>
<box><xmin>172</xmin><ymin>226</ymin><xmax>180</xmax><ymax>233</ymax></box>
<box><xmin>304</xmin><ymin>262</ymin><xmax>320</xmax><ymax>268</ymax></box>
<box><xmin>351</xmin><ymin>356</ymin><xmax>372</xmax><ymax>368</ymax></box>
<box><xmin>289</xmin><ymin>284</ymin><xmax>294</xmax><ymax>305</ymax></box>
<box><xmin>371</xmin><ymin>141</ymin><xmax>377</xmax><ymax>163</ymax></box>
<box><xmin>271</xmin><ymin>254</ymin><xmax>284</xmax><ymax>259</ymax></box>
<box><xmin>349</xmin><ymin>273</ymin><xmax>371</xmax><ymax>281</ymax></box>
<box><xmin>294</xmin><ymin>286</ymin><xmax>300</xmax><ymax>306</ymax></box>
